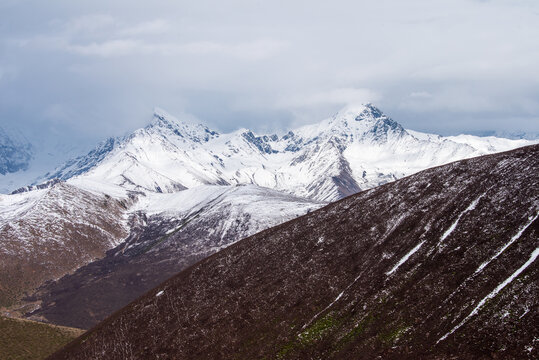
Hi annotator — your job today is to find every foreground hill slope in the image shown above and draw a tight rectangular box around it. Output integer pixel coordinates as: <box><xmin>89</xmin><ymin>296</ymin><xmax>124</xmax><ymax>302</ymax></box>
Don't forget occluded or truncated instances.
<box><xmin>50</xmin><ymin>144</ymin><xmax>538</xmax><ymax>359</ymax></box>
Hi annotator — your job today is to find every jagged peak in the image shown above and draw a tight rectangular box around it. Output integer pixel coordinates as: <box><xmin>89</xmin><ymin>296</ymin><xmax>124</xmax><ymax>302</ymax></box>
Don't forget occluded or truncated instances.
<box><xmin>147</xmin><ymin>107</ymin><xmax>219</xmax><ymax>143</ymax></box>
<box><xmin>151</xmin><ymin>107</ymin><xmax>196</xmax><ymax>128</ymax></box>
<box><xmin>11</xmin><ymin>178</ymin><xmax>64</xmax><ymax>195</ymax></box>
<box><xmin>323</xmin><ymin>103</ymin><xmax>407</xmax><ymax>141</ymax></box>
<box><xmin>333</xmin><ymin>103</ymin><xmax>386</xmax><ymax>122</ymax></box>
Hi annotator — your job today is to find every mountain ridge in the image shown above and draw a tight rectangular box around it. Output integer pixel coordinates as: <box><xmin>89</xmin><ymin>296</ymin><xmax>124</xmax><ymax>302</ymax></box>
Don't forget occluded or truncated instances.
<box><xmin>1</xmin><ymin>105</ymin><xmax>536</xmax><ymax>332</ymax></box>
<box><xmin>47</xmin><ymin>144</ymin><xmax>539</xmax><ymax>360</ymax></box>
<box><xmin>23</xmin><ymin>185</ymin><xmax>321</xmax><ymax>328</ymax></box>
<box><xmin>0</xmin><ymin>181</ymin><xmax>131</xmax><ymax>307</ymax></box>
<box><xmin>34</xmin><ymin>104</ymin><xmax>536</xmax><ymax>201</ymax></box>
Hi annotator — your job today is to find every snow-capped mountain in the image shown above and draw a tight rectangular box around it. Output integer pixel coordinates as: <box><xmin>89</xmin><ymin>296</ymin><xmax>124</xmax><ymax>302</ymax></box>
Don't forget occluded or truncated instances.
<box><xmin>0</xmin><ymin>126</ymin><xmax>96</xmax><ymax>194</ymax></box>
<box><xmin>0</xmin><ymin>127</ymin><xmax>33</xmax><ymax>176</ymax></box>
<box><xmin>0</xmin><ymin>127</ymin><xmax>34</xmax><ymax>193</ymax></box>
<box><xmin>1</xmin><ymin>104</ymin><xmax>534</xmax><ymax>324</ymax></box>
<box><xmin>1</xmin><ymin>181</ymin><xmax>320</xmax><ymax>314</ymax></box>
<box><xmin>26</xmin><ymin>185</ymin><xmax>321</xmax><ymax>328</ymax></box>
<box><xmin>39</xmin><ymin>104</ymin><xmax>535</xmax><ymax>202</ymax></box>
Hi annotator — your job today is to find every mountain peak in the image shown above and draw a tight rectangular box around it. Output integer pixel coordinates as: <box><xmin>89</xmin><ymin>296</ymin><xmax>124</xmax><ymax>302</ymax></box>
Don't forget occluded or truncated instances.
<box><xmin>148</xmin><ymin>108</ymin><xmax>219</xmax><ymax>143</ymax></box>
<box><xmin>334</xmin><ymin>103</ymin><xmax>385</xmax><ymax>122</ymax></box>
<box><xmin>329</xmin><ymin>103</ymin><xmax>406</xmax><ymax>140</ymax></box>
<box><xmin>48</xmin><ymin>145</ymin><xmax>539</xmax><ymax>360</ymax></box>
<box><xmin>151</xmin><ymin>107</ymin><xmax>193</xmax><ymax>128</ymax></box>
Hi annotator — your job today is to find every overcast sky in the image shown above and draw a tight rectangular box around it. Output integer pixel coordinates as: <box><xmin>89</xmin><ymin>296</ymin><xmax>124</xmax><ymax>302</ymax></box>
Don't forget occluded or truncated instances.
<box><xmin>1</xmin><ymin>0</ymin><xmax>538</xmax><ymax>147</ymax></box>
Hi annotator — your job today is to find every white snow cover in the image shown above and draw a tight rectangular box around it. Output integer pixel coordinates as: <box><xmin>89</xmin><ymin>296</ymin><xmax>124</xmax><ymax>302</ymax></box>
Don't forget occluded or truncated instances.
<box><xmin>133</xmin><ymin>184</ymin><xmax>318</xmax><ymax>217</ymax></box>
<box><xmin>438</xmin><ymin>247</ymin><xmax>539</xmax><ymax>343</ymax></box>
<box><xmin>439</xmin><ymin>194</ymin><xmax>485</xmax><ymax>245</ymax></box>
<box><xmin>474</xmin><ymin>211</ymin><xmax>539</xmax><ymax>274</ymax></box>
<box><xmin>132</xmin><ymin>184</ymin><xmax>322</xmax><ymax>247</ymax></box>
<box><xmin>0</xmin><ymin>188</ymin><xmax>48</xmax><ymax>226</ymax></box>
<box><xmin>445</xmin><ymin>134</ymin><xmax>532</xmax><ymax>154</ymax></box>
<box><xmin>386</xmin><ymin>240</ymin><xmax>426</xmax><ymax>275</ymax></box>
<box><xmin>39</xmin><ymin>103</ymin><xmax>536</xmax><ymax>202</ymax></box>
<box><xmin>0</xmin><ymin>182</ymin><xmax>130</xmax><ymax>258</ymax></box>
<box><xmin>1</xmin><ymin>104</ymin><xmax>535</xmax><ymax>267</ymax></box>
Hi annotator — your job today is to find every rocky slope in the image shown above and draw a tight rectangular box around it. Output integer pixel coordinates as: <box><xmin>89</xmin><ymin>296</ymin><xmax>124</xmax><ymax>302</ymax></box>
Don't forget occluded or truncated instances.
<box><xmin>0</xmin><ymin>182</ymin><xmax>131</xmax><ymax>308</ymax></box>
<box><xmin>25</xmin><ymin>185</ymin><xmax>320</xmax><ymax>329</ymax></box>
<box><xmin>49</xmin><ymin>145</ymin><xmax>538</xmax><ymax>360</ymax></box>
<box><xmin>39</xmin><ymin>104</ymin><xmax>534</xmax><ymax>202</ymax></box>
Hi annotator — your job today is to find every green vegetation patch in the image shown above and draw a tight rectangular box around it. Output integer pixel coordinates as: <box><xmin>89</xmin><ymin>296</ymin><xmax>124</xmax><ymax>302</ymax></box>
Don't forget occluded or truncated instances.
<box><xmin>339</xmin><ymin>313</ymin><xmax>375</xmax><ymax>346</ymax></box>
<box><xmin>0</xmin><ymin>316</ymin><xmax>84</xmax><ymax>360</ymax></box>
<box><xmin>377</xmin><ymin>323</ymin><xmax>410</xmax><ymax>345</ymax></box>
<box><xmin>298</xmin><ymin>314</ymin><xmax>338</xmax><ymax>345</ymax></box>
<box><xmin>276</xmin><ymin>314</ymin><xmax>340</xmax><ymax>359</ymax></box>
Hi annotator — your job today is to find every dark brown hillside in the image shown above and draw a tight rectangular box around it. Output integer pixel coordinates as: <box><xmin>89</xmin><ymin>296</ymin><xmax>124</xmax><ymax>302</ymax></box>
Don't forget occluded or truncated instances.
<box><xmin>50</xmin><ymin>145</ymin><xmax>539</xmax><ymax>360</ymax></box>
<box><xmin>0</xmin><ymin>183</ymin><xmax>129</xmax><ymax>309</ymax></box>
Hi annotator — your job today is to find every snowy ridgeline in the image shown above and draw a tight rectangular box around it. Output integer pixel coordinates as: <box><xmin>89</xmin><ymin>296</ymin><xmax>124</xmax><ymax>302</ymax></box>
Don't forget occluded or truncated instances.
<box><xmin>1</xmin><ymin>103</ymin><xmax>531</xmax><ymax>202</ymax></box>
<box><xmin>0</xmin><ymin>182</ymin><xmax>322</xmax><ymax>253</ymax></box>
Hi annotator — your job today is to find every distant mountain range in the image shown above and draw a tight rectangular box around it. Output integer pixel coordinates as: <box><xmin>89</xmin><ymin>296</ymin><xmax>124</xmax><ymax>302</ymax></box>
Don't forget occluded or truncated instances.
<box><xmin>471</xmin><ymin>129</ymin><xmax>539</xmax><ymax>140</ymax></box>
<box><xmin>0</xmin><ymin>126</ymin><xmax>92</xmax><ymax>194</ymax></box>
<box><xmin>48</xmin><ymin>144</ymin><xmax>539</xmax><ymax>360</ymax></box>
<box><xmin>35</xmin><ymin>103</ymin><xmax>536</xmax><ymax>201</ymax></box>
<box><xmin>0</xmin><ymin>127</ymin><xmax>33</xmax><ymax>176</ymax></box>
<box><xmin>0</xmin><ymin>104</ymin><xmax>536</xmax><ymax>331</ymax></box>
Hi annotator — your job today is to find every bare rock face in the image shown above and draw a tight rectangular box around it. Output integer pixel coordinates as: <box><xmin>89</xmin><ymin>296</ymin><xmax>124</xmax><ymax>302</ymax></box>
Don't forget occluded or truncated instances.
<box><xmin>0</xmin><ymin>182</ymin><xmax>130</xmax><ymax>307</ymax></box>
<box><xmin>48</xmin><ymin>145</ymin><xmax>539</xmax><ymax>360</ymax></box>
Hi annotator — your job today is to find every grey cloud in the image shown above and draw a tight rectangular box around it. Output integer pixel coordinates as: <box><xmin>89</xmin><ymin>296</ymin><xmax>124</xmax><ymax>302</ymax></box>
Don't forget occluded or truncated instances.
<box><xmin>0</xmin><ymin>0</ymin><xmax>538</xmax><ymax>150</ymax></box>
